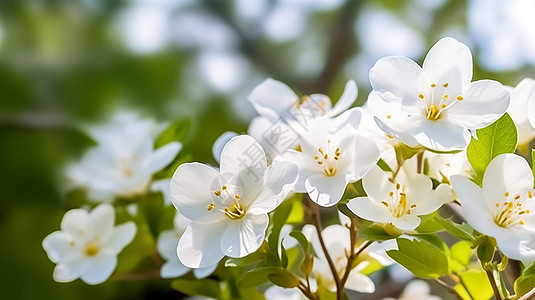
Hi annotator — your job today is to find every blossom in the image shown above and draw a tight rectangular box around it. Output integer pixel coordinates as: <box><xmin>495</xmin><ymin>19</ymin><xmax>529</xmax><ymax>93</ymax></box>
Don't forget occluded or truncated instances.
<box><xmin>508</xmin><ymin>79</ymin><xmax>535</xmax><ymax>150</ymax></box>
<box><xmin>302</xmin><ymin>224</ymin><xmax>375</xmax><ymax>293</ymax></box>
<box><xmin>369</xmin><ymin>37</ymin><xmax>509</xmax><ymax>151</ymax></box>
<box><xmin>247</xmin><ymin>78</ymin><xmax>358</xmax><ymax>161</ymax></box>
<box><xmin>451</xmin><ymin>154</ymin><xmax>535</xmax><ymax>264</ymax></box>
<box><xmin>383</xmin><ymin>280</ymin><xmax>442</xmax><ymax>300</ymax></box>
<box><xmin>264</xmin><ymin>285</ymin><xmax>308</xmax><ymax>300</ymax></box>
<box><xmin>66</xmin><ymin>112</ymin><xmax>181</xmax><ymax>202</ymax></box>
<box><xmin>278</xmin><ymin>108</ymin><xmax>380</xmax><ymax>206</ymax></box>
<box><xmin>42</xmin><ymin>204</ymin><xmax>137</xmax><ymax>285</ymax></box>
<box><xmin>347</xmin><ymin>166</ymin><xmax>452</xmax><ymax>232</ymax></box>
<box><xmin>170</xmin><ymin>135</ymin><xmax>298</xmax><ymax>268</ymax></box>
<box><xmin>157</xmin><ymin>212</ymin><xmax>217</xmax><ymax>278</ymax></box>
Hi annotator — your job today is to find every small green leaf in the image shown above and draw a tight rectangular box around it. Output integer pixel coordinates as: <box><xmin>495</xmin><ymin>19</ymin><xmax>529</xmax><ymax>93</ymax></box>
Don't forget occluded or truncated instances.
<box><xmin>237</xmin><ymin>266</ymin><xmax>281</xmax><ymax>288</ymax></box>
<box><xmin>515</xmin><ymin>274</ymin><xmax>535</xmax><ymax>297</ymax></box>
<box><xmin>268</xmin><ymin>270</ymin><xmax>300</xmax><ymax>288</ymax></box>
<box><xmin>435</xmin><ymin>216</ymin><xmax>475</xmax><ymax>241</ymax></box>
<box><xmin>359</xmin><ymin>225</ymin><xmax>398</xmax><ymax>241</ymax></box>
<box><xmin>450</xmin><ymin>241</ymin><xmax>472</xmax><ymax>272</ymax></box>
<box><xmin>301</xmin><ymin>253</ymin><xmax>314</xmax><ymax>276</ymax></box>
<box><xmin>287</xmin><ymin>197</ymin><xmax>304</xmax><ymax>224</ymax></box>
<box><xmin>459</xmin><ymin>270</ymin><xmax>493</xmax><ymax>300</ymax></box>
<box><xmin>467</xmin><ymin>113</ymin><xmax>518</xmax><ymax>180</ymax></box>
<box><xmin>289</xmin><ymin>230</ymin><xmax>309</xmax><ymax>253</ymax></box>
<box><xmin>476</xmin><ymin>236</ymin><xmax>496</xmax><ymax>264</ymax></box>
<box><xmin>337</xmin><ymin>202</ymin><xmax>357</xmax><ymax>219</ymax></box>
<box><xmin>171</xmin><ymin>278</ymin><xmax>221</xmax><ymax>298</ymax></box>
<box><xmin>267</xmin><ymin>199</ymin><xmax>293</xmax><ymax>264</ymax></box>
<box><xmin>416</xmin><ymin>212</ymin><xmax>443</xmax><ymax>233</ymax></box>
<box><xmin>155</xmin><ymin>118</ymin><xmax>191</xmax><ymax>148</ymax></box>
<box><xmin>224</xmin><ymin>242</ymin><xmax>267</xmax><ymax>267</ymax></box>
<box><xmin>386</xmin><ymin>238</ymin><xmax>448</xmax><ymax>279</ymax></box>
<box><xmin>280</xmin><ymin>240</ymin><xmax>288</xmax><ymax>269</ymax></box>
<box><xmin>377</xmin><ymin>158</ymin><xmax>392</xmax><ymax>172</ymax></box>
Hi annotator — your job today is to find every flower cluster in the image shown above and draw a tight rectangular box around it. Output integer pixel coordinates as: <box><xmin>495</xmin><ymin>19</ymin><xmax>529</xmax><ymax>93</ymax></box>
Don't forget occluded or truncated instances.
<box><xmin>42</xmin><ymin>37</ymin><xmax>535</xmax><ymax>300</ymax></box>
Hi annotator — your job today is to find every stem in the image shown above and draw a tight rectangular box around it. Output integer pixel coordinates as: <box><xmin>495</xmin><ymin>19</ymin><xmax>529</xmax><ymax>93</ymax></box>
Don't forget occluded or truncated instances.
<box><xmin>298</xmin><ymin>282</ymin><xmax>317</xmax><ymax>300</ymax></box>
<box><xmin>416</xmin><ymin>150</ymin><xmax>424</xmax><ymax>174</ymax></box>
<box><xmin>435</xmin><ymin>278</ymin><xmax>464</xmax><ymax>300</ymax></box>
<box><xmin>486</xmin><ymin>268</ymin><xmax>503</xmax><ymax>300</ymax></box>
<box><xmin>308</xmin><ymin>198</ymin><xmax>342</xmax><ymax>299</ymax></box>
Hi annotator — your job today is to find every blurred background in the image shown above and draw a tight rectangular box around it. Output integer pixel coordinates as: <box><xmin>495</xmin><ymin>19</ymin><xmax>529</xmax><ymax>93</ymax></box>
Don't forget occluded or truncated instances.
<box><xmin>1</xmin><ymin>0</ymin><xmax>535</xmax><ymax>299</ymax></box>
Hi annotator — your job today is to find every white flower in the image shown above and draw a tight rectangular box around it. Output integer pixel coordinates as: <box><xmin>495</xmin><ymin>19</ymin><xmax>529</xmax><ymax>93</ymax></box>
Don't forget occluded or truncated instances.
<box><xmin>347</xmin><ymin>166</ymin><xmax>452</xmax><ymax>231</ymax></box>
<box><xmin>302</xmin><ymin>224</ymin><xmax>375</xmax><ymax>293</ymax></box>
<box><xmin>157</xmin><ymin>212</ymin><xmax>217</xmax><ymax>279</ymax></box>
<box><xmin>508</xmin><ymin>79</ymin><xmax>535</xmax><ymax>148</ymax></box>
<box><xmin>247</xmin><ymin>78</ymin><xmax>358</xmax><ymax>161</ymax></box>
<box><xmin>278</xmin><ymin>108</ymin><xmax>380</xmax><ymax>207</ymax></box>
<box><xmin>170</xmin><ymin>135</ymin><xmax>298</xmax><ymax>268</ymax></box>
<box><xmin>370</xmin><ymin>37</ymin><xmax>509</xmax><ymax>151</ymax></box>
<box><xmin>264</xmin><ymin>285</ymin><xmax>308</xmax><ymax>300</ymax></box>
<box><xmin>383</xmin><ymin>280</ymin><xmax>442</xmax><ymax>300</ymax></box>
<box><xmin>66</xmin><ymin>112</ymin><xmax>181</xmax><ymax>202</ymax></box>
<box><xmin>42</xmin><ymin>204</ymin><xmax>136</xmax><ymax>285</ymax></box>
<box><xmin>451</xmin><ymin>154</ymin><xmax>535</xmax><ymax>264</ymax></box>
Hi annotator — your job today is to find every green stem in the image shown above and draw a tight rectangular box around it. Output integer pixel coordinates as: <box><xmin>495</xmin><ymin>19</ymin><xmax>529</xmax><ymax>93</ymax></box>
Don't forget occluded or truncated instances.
<box><xmin>485</xmin><ymin>268</ymin><xmax>503</xmax><ymax>300</ymax></box>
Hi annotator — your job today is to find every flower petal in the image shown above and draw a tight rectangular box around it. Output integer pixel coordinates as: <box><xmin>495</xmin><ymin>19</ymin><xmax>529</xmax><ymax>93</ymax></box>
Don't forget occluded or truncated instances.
<box><xmin>248</xmin><ymin>78</ymin><xmax>298</xmax><ymax>119</ymax></box>
<box><xmin>407</xmin><ymin>117</ymin><xmax>470</xmax><ymax>151</ymax></box>
<box><xmin>157</xmin><ymin>230</ymin><xmax>179</xmax><ymax>261</ymax></box>
<box><xmin>251</xmin><ymin>161</ymin><xmax>298</xmax><ymax>212</ymax></box>
<box><xmin>391</xmin><ymin>215</ymin><xmax>421</xmax><ymax>231</ymax></box>
<box><xmin>447</xmin><ymin>80</ymin><xmax>510</xmax><ymax>129</ymax></box>
<box><xmin>495</xmin><ymin>228</ymin><xmax>535</xmax><ymax>263</ymax></box>
<box><xmin>220</xmin><ymin>212</ymin><xmax>268</xmax><ymax>258</ymax></box>
<box><xmin>413</xmin><ymin>184</ymin><xmax>452</xmax><ymax>215</ymax></box>
<box><xmin>160</xmin><ymin>259</ymin><xmax>190</xmax><ymax>278</ymax></box>
<box><xmin>220</xmin><ymin>135</ymin><xmax>267</xmax><ymax>195</ymax></box>
<box><xmin>212</xmin><ymin>131</ymin><xmax>238</xmax><ymax>164</ymax></box>
<box><xmin>146</xmin><ymin>142</ymin><xmax>182</xmax><ymax>173</ymax></box>
<box><xmin>422</xmin><ymin>37</ymin><xmax>473</xmax><ymax>87</ymax></box>
<box><xmin>193</xmin><ymin>262</ymin><xmax>219</xmax><ymax>279</ymax></box>
<box><xmin>61</xmin><ymin>208</ymin><xmax>91</xmax><ymax>239</ymax></box>
<box><xmin>345</xmin><ymin>270</ymin><xmax>375</xmax><ymax>293</ymax></box>
<box><xmin>177</xmin><ymin>220</ymin><xmax>226</xmax><ymax>268</ymax></box>
<box><xmin>170</xmin><ymin>162</ymin><xmax>220</xmax><ymax>221</ymax></box>
<box><xmin>347</xmin><ymin>197</ymin><xmax>392</xmax><ymax>224</ymax></box>
<box><xmin>79</xmin><ymin>253</ymin><xmax>117</xmax><ymax>285</ymax></box>
<box><xmin>325</xmin><ymin>80</ymin><xmax>358</xmax><ymax>118</ymax></box>
<box><xmin>53</xmin><ymin>263</ymin><xmax>79</xmax><ymax>283</ymax></box>
<box><xmin>362</xmin><ymin>166</ymin><xmax>392</xmax><ymax>203</ymax></box>
<box><xmin>348</xmin><ymin>135</ymin><xmax>380</xmax><ymax>180</ymax></box>
<box><xmin>370</xmin><ymin>56</ymin><xmax>424</xmax><ymax>105</ymax></box>
<box><xmin>305</xmin><ymin>173</ymin><xmax>350</xmax><ymax>207</ymax></box>
<box><xmin>90</xmin><ymin>204</ymin><xmax>115</xmax><ymax>243</ymax></box>
<box><xmin>482</xmin><ymin>154</ymin><xmax>534</xmax><ymax>207</ymax></box>
<box><xmin>43</xmin><ymin>232</ymin><xmax>78</xmax><ymax>263</ymax></box>
<box><xmin>107</xmin><ymin>222</ymin><xmax>137</xmax><ymax>254</ymax></box>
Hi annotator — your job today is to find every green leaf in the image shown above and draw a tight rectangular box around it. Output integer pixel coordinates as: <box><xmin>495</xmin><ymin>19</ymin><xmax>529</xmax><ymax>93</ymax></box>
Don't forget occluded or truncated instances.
<box><xmin>224</xmin><ymin>242</ymin><xmax>267</xmax><ymax>267</ymax></box>
<box><xmin>467</xmin><ymin>113</ymin><xmax>518</xmax><ymax>180</ymax></box>
<box><xmin>435</xmin><ymin>216</ymin><xmax>475</xmax><ymax>241</ymax></box>
<box><xmin>515</xmin><ymin>274</ymin><xmax>535</xmax><ymax>297</ymax></box>
<box><xmin>267</xmin><ymin>199</ymin><xmax>293</xmax><ymax>265</ymax></box>
<box><xmin>476</xmin><ymin>236</ymin><xmax>496</xmax><ymax>264</ymax></box>
<box><xmin>450</xmin><ymin>241</ymin><xmax>472</xmax><ymax>273</ymax></box>
<box><xmin>287</xmin><ymin>197</ymin><xmax>304</xmax><ymax>224</ymax></box>
<box><xmin>289</xmin><ymin>230</ymin><xmax>309</xmax><ymax>253</ymax></box>
<box><xmin>237</xmin><ymin>266</ymin><xmax>281</xmax><ymax>288</ymax></box>
<box><xmin>280</xmin><ymin>240</ymin><xmax>288</xmax><ymax>269</ymax></box>
<box><xmin>416</xmin><ymin>212</ymin><xmax>443</xmax><ymax>233</ymax></box>
<box><xmin>268</xmin><ymin>270</ymin><xmax>300</xmax><ymax>288</ymax></box>
<box><xmin>171</xmin><ymin>278</ymin><xmax>221</xmax><ymax>299</ymax></box>
<box><xmin>377</xmin><ymin>158</ymin><xmax>392</xmax><ymax>172</ymax></box>
<box><xmin>359</xmin><ymin>225</ymin><xmax>398</xmax><ymax>241</ymax></box>
<box><xmin>337</xmin><ymin>202</ymin><xmax>357</xmax><ymax>219</ymax></box>
<box><xmin>155</xmin><ymin>118</ymin><xmax>191</xmax><ymax>148</ymax></box>
<box><xmin>459</xmin><ymin>270</ymin><xmax>493</xmax><ymax>300</ymax></box>
<box><xmin>386</xmin><ymin>238</ymin><xmax>448</xmax><ymax>279</ymax></box>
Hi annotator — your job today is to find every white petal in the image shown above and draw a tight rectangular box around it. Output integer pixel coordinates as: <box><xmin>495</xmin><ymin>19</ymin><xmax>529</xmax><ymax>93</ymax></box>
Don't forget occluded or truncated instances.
<box><xmin>447</xmin><ymin>80</ymin><xmax>510</xmax><ymax>129</ymax></box>
<box><xmin>177</xmin><ymin>221</ymin><xmax>226</xmax><ymax>268</ymax></box>
<box><xmin>61</xmin><ymin>208</ymin><xmax>91</xmax><ymax>239</ymax></box>
<box><xmin>160</xmin><ymin>259</ymin><xmax>190</xmax><ymax>278</ymax></box>
<box><xmin>146</xmin><ymin>141</ymin><xmax>182</xmax><ymax>173</ymax></box>
<box><xmin>106</xmin><ymin>222</ymin><xmax>136</xmax><ymax>254</ymax></box>
<box><xmin>170</xmin><ymin>162</ymin><xmax>220</xmax><ymax>221</ymax></box>
<box><xmin>482</xmin><ymin>154</ymin><xmax>534</xmax><ymax>205</ymax></box>
<box><xmin>508</xmin><ymin>78</ymin><xmax>535</xmax><ymax>123</ymax></box>
<box><xmin>220</xmin><ymin>212</ymin><xmax>268</xmax><ymax>258</ymax></box>
<box><xmin>369</xmin><ymin>56</ymin><xmax>424</xmax><ymax>105</ymax></box>
<box><xmin>391</xmin><ymin>215</ymin><xmax>421</xmax><ymax>231</ymax></box>
<box><xmin>362</xmin><ymin>166</ymin><xmax>392</xmax><ymax>202</ymax></box>
<box><xmin>325</xmin><ymin>80</ymin><xmax>358</xmax><ymax>118</ymax></box>
<box><xmin>407</xmin><ymin>118</ymin><xmax>470</xmax><ymax>151</ymax></box>
<box><xmin>43</xmin><ymin>232</ymin><xmax>78</xmax><ymax>263</ymax></box>
<box><xmin>157</xmin><ymin>230</ymin><xmax>179</xmax><ymax>261</ymax></box>
<box><xmin>193</xmin><ymin>262</ymin><xmax>218</xmax><ymax>279</ymax></box>
<box><xmin>90</xmin><ymin>204</ymin><xmax>115</xmax><ymax>243</ymax></box>
<box><xmin>305</xmin><ymin>173</ymin><xmax>350</xmax><ymax>207</ymax></box>
<box><xmin>212</xmin><ymin>131</ymin><xmax>238</xmax><ymax>164</ymax></box>
<box><xmin>528</xmin><ymin>91</ymin><xmax>535</xmax><ymax>129</ymax></box>
<box><xmin>413</xmin><ymin>184</ymin><xmax>452</xmax><ymax>215</ymax></box>
<box><xmin>275</xmin><ymin>149</ymin><xmax>311</xmax><ymax>192</ymax></box>
<box><xmin>248</xmin><ymin>78</ymin><xmax>298</xmax><ymax>119</ymax></box>
<box><xmin>220</xmin><ymin>135</ymin><xmax>267</xmax><ymax>193</ymax></box>
<box><xmin>374</xmin><ymin>117</ymin><xmax>419</xmax><ymax>147</ymax></box>
<box><xmin>150</xmin><ymin>179</ymin><xmax>172</xmax><ymax>205</ymax></box>
<box><xmin>451</xmin><ymin>175</ymin><xmax>498</xmax><ymax>235</ymax></box>
<box><xmin>247</xmin><ymin>116</ymin><xmax>300</xmax><ymax>163</ymax></box>
<box><xmin>79</xmin><ymin>253</ymin><xmax>117</xmax><ymax>285</ymax></box>
<box><xmin>345</xmin><ymin>271</ymin><xmax>375</xmax><ymax>293</ymax></box>
<box><xmin>347</xmin><ymin>197</ymin><xmax>392</xmax><ymax>224</ymax></box>
<box><xmin>495</xmin><ymin>229</ymin><xmax>535</xmax><ymax>262</ymax></box>
<box><xmin>348</xmin><ymin>135</ymin><xmax>380</xmax><ymax>180</ymax></box>
<box><xmin>53</xmin><ymin>263</ymin><xmax>79</xmax><ymax>283</ymax></box>
<box><xmin>422</xmin><ymin>37</ymin><xmax>473</xmax><ymax>86</ymax></box>
<box><xmin>251</xmin><ymin>161</ymin><xmax>298</xmax><ymax>212</ymax></box>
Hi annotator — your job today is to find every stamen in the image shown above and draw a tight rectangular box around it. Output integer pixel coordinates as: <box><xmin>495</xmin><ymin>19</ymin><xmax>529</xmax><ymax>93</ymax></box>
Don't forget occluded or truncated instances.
<box><xmin>456</xmin><ymin>96</ymin><xmax>463</xmax><ymax>101</ymax></box>
<box><xmin>214</xmin><ymin>190</ymin><xmax>221</xmax><ymax>196</ymax></box>
<box><xmin>207</xmin><ymin>203</ymin><xmax>215</xmax><ymax>211</ymax></box>
<box><xmin>443</xmin><ymin>83</ymin><xmax>449</xmax><ymax>88</ymax></box>
<box><xmin>431</xmin><ymin>83</ymin><xmax>436</xmax><ymax>88</ymax></box>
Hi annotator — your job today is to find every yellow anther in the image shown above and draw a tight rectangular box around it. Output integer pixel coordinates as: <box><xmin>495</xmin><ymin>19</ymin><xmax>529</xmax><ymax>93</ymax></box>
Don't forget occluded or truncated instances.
<box><xmin>389</xmin><ymin>192</ymin><xmax>394</xmax><ymax>197</ymax></box>
<box><xmin>457</xmin><ymin>96</ymin><xmax>463</xmax><ymax>101</ymax></box>
<box><xmin>234</xmin><ymin>194</ymin><xmax>240</xmax><ymax>199</ymax></box>
<box><xmin>387</xmin><ymin>114</ymin><xmax>392</xmax><ymax>119</ymax></box>
<box><xmin>520</xmin><ymin>220</ymin><xmax>525</xmax><ymax>225</ymax></box>
<box><xmin>207</xmin><ymin>203</ymin><xmax>215</xmax><ymax>211</ymax></box>
<box><xmin>443</xmin><ymin>83</ymin><xmax>449</xmax><ymax>88</ymax></box>
<box><xmin>505</xmin><ymin>192</ymin><xmax>509</xmax><ymax>197</ymax></box>
<box><xmin>314</xmin><ymin>155</ymin><xmax>319</xmax><ymax>160</ymax></box>
<box><xmin>222</xmin><ymin>185</ymin><xmax>227</xmax><ymax>190</ymax></box>
<box><xmin>515</xmin><ymin>195</ymin><xmax>521</xmax><ymax>200</ymax></box>
<box><xmin>426</xmin><ymin>104</ymin><xmax>442</xmax><ymax>120</ymax></box>
<box><xmin>317</xmin><ymin>161</ymin><xmax>323</xmax><ymax>165</ymax></box>
<box><xmin>443</xmin><ymin>94</ymin><xmax>449</xmax><ymax>99</ymax></box>
<box><xmin>85</xmin><ymin>243</ymin><xmax>99</xmax><ymax>256</ymax></box>
<box><xmin>442</xmin><ymin>104</ymin><xmax>447</xmax><ymax>108</ymax></box>
<box><xmin>214</xmin><ymin>190</ymin><xmax>221</xmax><ymax>196</ymax></box>
<box><xmin>431</xmin><ymin>83</ymin><xmax>436</xmax><ymax>88</ymax></box>
<box><xmin>396</xmin><ymin>183</ymin><xmax>400</xmax><ymax>190</ymax></box>
<box><xmin>381</xmin><ymin>201</ymin><xmax>389</xmax><ymax>207</ymax></box>
<box><xmin>418</xmin><ymin>93</ymin><xmax>424</xmax><ymax>99</ymax></box>
<box><xmin>529</xmin><ymin>191</ymin><xmax>533</xmax><ymax>198</ymax></box>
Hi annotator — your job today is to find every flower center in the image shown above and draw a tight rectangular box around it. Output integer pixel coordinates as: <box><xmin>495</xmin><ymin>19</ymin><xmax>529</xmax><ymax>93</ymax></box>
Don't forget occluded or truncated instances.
<box><xmin>313</xmin><ymin>139</ymin><xmax>342</xmax><ymax>177</ymax></box>
<box><xmin>419</xmin><ymin>82</ymin><xmax>464</xmax><ymax>121</ymax></box>
<box><xmin>209</xmin><ymin>184</ymin><xmax>247</xmax><ymax>220</ymax></box>
<box><xmin>493</xmin><ymin>191</ymin><xmax>532</xmax><ymax>228</ymax></box>
<box><xmin>381</xmin><ymin>183</ymin><xmax>417</xmax><ymax>218</ymax></box>
<box><xmin>85</xmin><ymin>243</ymin><xmax>99</xmax><ymax>256</ymax></box>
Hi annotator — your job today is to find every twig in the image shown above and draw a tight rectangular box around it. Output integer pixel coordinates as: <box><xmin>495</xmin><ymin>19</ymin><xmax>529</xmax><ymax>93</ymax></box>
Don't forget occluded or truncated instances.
<box><xmin>435</xmin><ymin>278</ymin><xmax>464</xmax><ymax>300</ymax></box>
<box><xmin>486</xmin><ymin>268</ymin><xmax>503</xmax><ymax>300</ymax></box>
